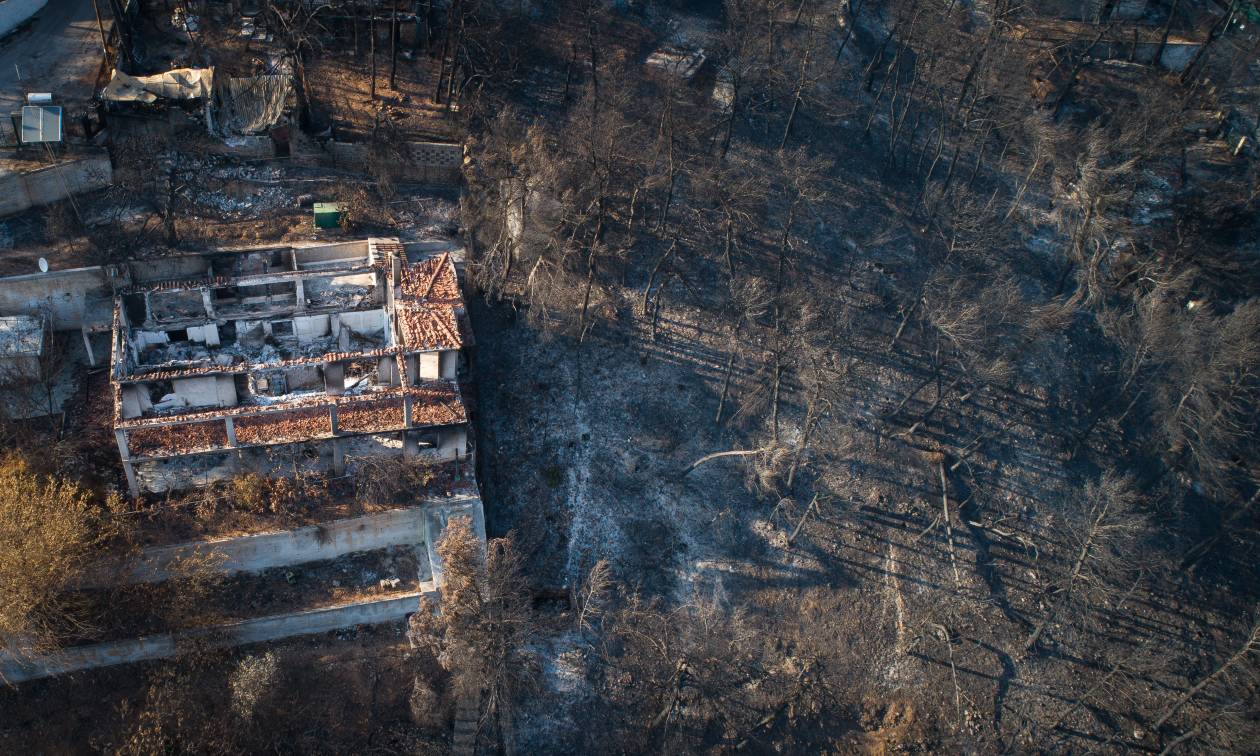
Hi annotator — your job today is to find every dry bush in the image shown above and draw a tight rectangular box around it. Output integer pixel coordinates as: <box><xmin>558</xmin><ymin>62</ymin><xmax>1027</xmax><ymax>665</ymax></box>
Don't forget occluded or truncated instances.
<box><xmin>157</xmin><ymin>550</ymin><xmax>230</xmax><ymax>632</ymax></box>
<box><xmin>355</xmin><ymin>456</ymin><xmax>440</xmax><ymax>507</ymax></box>
<box><xmin>590</xmin><ymin>588</ymin><xmax>765</xmax><ymax>752</ymax></box>
<box><xmin>43</xmin><ymin>200</ymin><xmax>83</xmax><ymax>242</ymax></box>
<box><xmin>407</xmin><ymin>518</ymin><xmax>538</xmax><ymax>748</ymax></box>
<box><xmin>114</xmin><ymin>646</ymin><xmax>230</xmax><ymax>755</ymax></box>
<box><xmin>745</xmin><ymin>444</ymin><xmax>794</xmax><ymax>497</ymax></box>
<box><xmin>408</xmin><ymin>671</ymin><xmax>448</xmax><ymax>731</ymax></box>
<box><xmin>0</xmin><ymin>454</ymin><xmax>124</xmax><ymax>658</ymax></box>
<box><xmin>224</xmin><ymin>472</ymin><xmax>325</xmax><ymax>516</ymax></box>
<box><xmin>229</xmin><ymin>651</ymin><xmax>282</xmax><ymax>721</ymax></box>
<box><xmin>230</xmin><ymin>472</ymin><xmax>270</xmax><ymax>513</ymax></box>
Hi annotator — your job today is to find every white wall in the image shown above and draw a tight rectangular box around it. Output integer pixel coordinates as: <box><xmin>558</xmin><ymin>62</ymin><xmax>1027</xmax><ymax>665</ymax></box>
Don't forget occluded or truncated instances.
<box><xmin>339</xmin><ymin>308</ymin><xmax>384</xmax><ymax>335</ymax></box>
<box><xmin>120</xmin><ymin>384</ymin><xmax>152</xmax><ymax>419</ymax></box>
<box><xmin>133</xmin><ymin>330</ymin><xmax>169</xmax><ymax>349</ymax></box>
<box><xmin>187</xmin><ymin>323</ymin><xmax>220</xmax><ymax>347</ymax></box>
<box><xmin>173</xmin><ymin>375</ymin><xmax>236</xmax><ymax>408</ymax></box>
<box><xmin>440</xmin><ymin>350</ymin><xmax>458</xmax><ymax>379</ymax></box>
<box><xmin>294</xmin><ymin>313</ymin><xmax>330</xmax><ymax>342</ymax></box>
<box><xmin>419</xmin><ymin>352</ymin><xmax>440</xmax><ymax>380</ymax></box>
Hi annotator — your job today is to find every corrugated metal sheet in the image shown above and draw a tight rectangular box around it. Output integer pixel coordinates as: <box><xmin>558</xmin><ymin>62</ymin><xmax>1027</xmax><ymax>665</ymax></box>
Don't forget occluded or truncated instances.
<box><xmin>212</xmin><ymin>75</ymin><xmax>293</xmax><ymax>135</ymax></box>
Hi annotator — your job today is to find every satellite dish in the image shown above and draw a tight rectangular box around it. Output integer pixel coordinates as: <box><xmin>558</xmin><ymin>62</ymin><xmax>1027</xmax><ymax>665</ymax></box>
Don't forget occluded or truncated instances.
<box><xmin>37</xmin><ymin>258</ymin><xmax>48</xmax><ymax>273</ymax></box>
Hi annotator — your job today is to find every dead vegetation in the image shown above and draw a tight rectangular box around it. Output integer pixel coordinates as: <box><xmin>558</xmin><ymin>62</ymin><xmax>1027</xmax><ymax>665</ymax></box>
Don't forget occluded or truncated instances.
<box><xmin>4</xmin><ymin>0</ymin><xmax>1260</xmax><ymax>752</ymax></box>
<box><xmin>0</xmin><ymin>454</ymin><xmax>128</xmax><ymax>661</ymax></box>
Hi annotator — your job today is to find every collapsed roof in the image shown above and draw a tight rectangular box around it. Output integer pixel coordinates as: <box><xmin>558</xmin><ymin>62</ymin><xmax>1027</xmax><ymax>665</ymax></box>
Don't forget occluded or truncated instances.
<box><xmin>0</xmin><ymin>315</ymin><xmax>45</xmax><ymax>358</ymax></box>
<box><xmin>101</xmin><ymin>68</ymin><xmax>215</xmax><ymax>104</ymax></box>
<box><xmin>211</xmin><ymin>74</ymin><xmax>294</xmax><ymax>135</ymax></box>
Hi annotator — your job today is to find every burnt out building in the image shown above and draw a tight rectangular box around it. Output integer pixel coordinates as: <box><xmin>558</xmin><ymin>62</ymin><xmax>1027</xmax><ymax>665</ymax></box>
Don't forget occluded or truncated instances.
<box><xmin>110</xmin><ymin>238</ymin><xmax>473</xmax><ymax>496</ymax></box>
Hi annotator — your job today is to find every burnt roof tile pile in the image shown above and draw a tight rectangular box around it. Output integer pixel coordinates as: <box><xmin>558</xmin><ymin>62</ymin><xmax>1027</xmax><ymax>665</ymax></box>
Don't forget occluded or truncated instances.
<box><xmin>235</xmin><ymin>407</ymin><xmax>333</xmax><ymax>446</ymax></box>
<box><xmin>127</xmin><ymin>420</ymin><xmax>230</xmax><ymax>457</ymax></box>
<box><xmin>337</xmin><ymin>399</ymin><xmax>406</xmax><ymax>434</ymax></box>
<box><xmin>396</xmin><ymin>252</ymin><xmax>464</xmax><ymax>351</ymax></box>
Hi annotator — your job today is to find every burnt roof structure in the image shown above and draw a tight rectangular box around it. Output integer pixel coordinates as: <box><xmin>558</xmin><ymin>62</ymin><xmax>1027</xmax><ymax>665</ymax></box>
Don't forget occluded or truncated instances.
<box><xmin>111</xmin><ymin>238</ymin><xmax>473</xmax><ymax>496</ymax></box>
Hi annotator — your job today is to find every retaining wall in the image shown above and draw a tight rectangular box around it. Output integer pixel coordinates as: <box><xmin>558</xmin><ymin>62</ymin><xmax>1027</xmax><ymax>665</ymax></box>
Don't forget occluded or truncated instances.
<box><xmin>328</xmin><ymin>140</ymin><xmax>462</xmax><ymax>185</ymax></box>
<box><xmin>0</xmin><ymin>265</ymin><xmax>111</xmax><ymax>330</ymax></box>
<box><xmin>1</xmin><ymin>589</ymin><xmax>432</xmax><ymax>684</ymax></box>
<box><xmin>0</xmin><ymin>154</ymin><xmax>114</xmax><ymax>217</ymax></box>
<box><xmin>81</xmin><ymin>504</ymin><xmax>449</xmax><ymax>588</ymax></box>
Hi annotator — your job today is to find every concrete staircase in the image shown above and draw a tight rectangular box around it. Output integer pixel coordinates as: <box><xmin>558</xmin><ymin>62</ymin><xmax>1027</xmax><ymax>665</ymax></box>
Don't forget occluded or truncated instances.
<box><xmin>451</xmin><ymin>688</ymin><xmax>482</xmax><ymax>756</ymax></box>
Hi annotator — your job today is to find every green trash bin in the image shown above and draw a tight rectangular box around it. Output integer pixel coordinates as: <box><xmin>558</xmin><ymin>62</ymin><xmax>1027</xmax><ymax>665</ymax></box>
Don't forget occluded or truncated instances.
<box><xmin>313</xmin><ymin>202</ymin><xmax>343</xmax><ymax>229</ymax></box>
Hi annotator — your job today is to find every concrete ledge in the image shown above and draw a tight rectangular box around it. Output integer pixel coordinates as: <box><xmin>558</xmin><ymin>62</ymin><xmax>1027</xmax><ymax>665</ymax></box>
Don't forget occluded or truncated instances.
<box><xmin>81</xmin><ymin>496</ymin><xmax>481</xmax><ymax>588</ymax></box>
<box><xmin>2</xmin><ymin>587</ymin><xmax>433</xmax><ymax>684</ymax></box>
<box><xmin>0</xmin><ymin>154</ymin><xmax>114</xmax><ymax>217</ymax></box>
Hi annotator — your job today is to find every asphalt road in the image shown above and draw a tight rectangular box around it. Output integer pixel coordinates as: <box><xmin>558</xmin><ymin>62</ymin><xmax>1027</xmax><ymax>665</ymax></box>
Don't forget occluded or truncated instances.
<box><xmin>0</xmin><ymin>0</ymin><xmax>109</xmax><ymax>116</ymax></box>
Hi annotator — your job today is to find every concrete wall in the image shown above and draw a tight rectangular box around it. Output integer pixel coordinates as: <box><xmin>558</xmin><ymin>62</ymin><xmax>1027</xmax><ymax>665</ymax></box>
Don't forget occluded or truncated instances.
<box><xmin>83</xmin><ymin>505</ymin><xmax>437</xmax><ymax>587</ymax></box>
<box><xmin>340</xmin><ymin>308</ymin><xmax>384</xmax><ymax>335</ymax></box>
<box><xmin>0</xmin><ymin>154</ymin><xmax>113</xmax><ymax>217</ymax></box>
<box><xmin>440</xmin><ymin>350</ymin><xmax>458</xmax><ymax>379</ymax></box>
<box><xmin>172</xmin><ymin>375</ymin><xmax>236</xmax><ymax>408</ymax></box>
<box><xmin>419</xmin><ymin>352</ymin><xmax>440</xmax><ymax>380</ymax></box>
<box><xmin>328</xmin><ymin>141</ymin><xmax>462</xmax><ymax>185</ymax></box>
<box><xmin>0</xmin><ymin>0</ymin><xmax>47</xmax><ymax>39</ymax></box>
<box><xmin>294</xmin><ymin>313</ymin><xmax>330</xmax><ymax>342</ymax></box>
<box><xmin>294</xmin><ymin>240</ymin><xmax>371</xmax><ymax>267</ymax></box>
<box><xmin>132</xmin><ymin>255</ymin><xmax>208</xmax><ymax>284</ymax></box>
<box><xmin>0</xmin><ymin>590</ymin><xmax>433</xmax><ymax>684</ymax></box>
<box><xmin>424</xmin><ymin>497</ymin><xmax>485</xmax><ymax>586</ymax></box>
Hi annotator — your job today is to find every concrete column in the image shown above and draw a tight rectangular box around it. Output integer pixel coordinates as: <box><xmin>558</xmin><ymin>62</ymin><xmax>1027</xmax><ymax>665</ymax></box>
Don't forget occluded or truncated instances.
<box><xmin>329</xmin><ymin>405</ymin><xmax>339</xmax><ymax>434</ymax></box>
<box><xmin>324</xmin><ymin>362</ymin><xmax>345</xmax><ymax>396</ymax></box>
<box><xmin>142</xmin><ymin>293</ymin><xmax>153</xmax><ymax>324</ymax></box>
<box><xmin>201</xmin><ymin>289</ymin><xmax>216</xmax><ymax>319</ymax></box>
<box><xmin>115</xmin><ymin>429</ymin><xmax>140</xmax><ymax>497</ymax></box>
<box><xmin>403</xmin><ymin>431</ymin><xmax>420</xmax><ymax>458</ymax></box>
<box><xmin>114</xmin><ymin>428</ymin><xmax>131</xmax><ymax>460</ymax></box>
<box><xmin>81</xmin><ymin>327</ymin><xmax>95</xmax><ymax>367</ymax></box>
<box><xmin>122</xmin><ymin>461</ymin><xmax>140</xmax><ymax>499</ymax></box>
<box><xmin>403</xmin><ymin>394</ymin><xmax>413</xmax><ymax>427</ymax></box>
<box><xmin>224</xmin><ymin>417</ymin><xmax>237</xmax><ymax>447</ymax></box>
<box><xmin>294</xmin><ymin>279</ymin><xmax>306</xmax><ymax>312</ymax></box>
<box><xmin>331</xmin><ymin>439</ymin><xmax>345</xmax><ymax>476</ymax></box>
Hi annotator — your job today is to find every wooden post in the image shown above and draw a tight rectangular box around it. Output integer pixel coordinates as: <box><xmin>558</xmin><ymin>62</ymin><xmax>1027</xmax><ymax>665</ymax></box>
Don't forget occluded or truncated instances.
<box><xmin>90</xmin><ymin>0</ymin><xmax>108</xmax><ymax>54</ymax></box>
